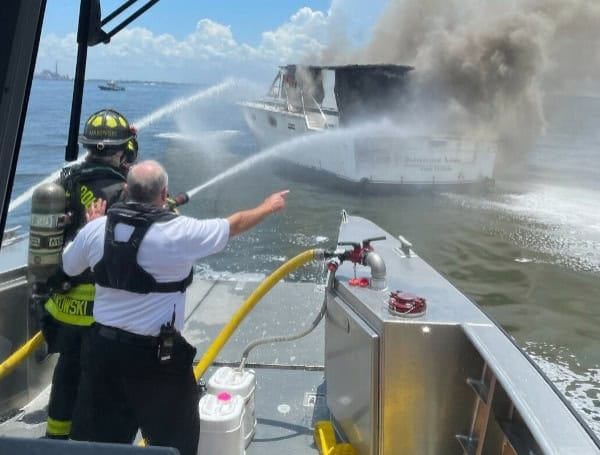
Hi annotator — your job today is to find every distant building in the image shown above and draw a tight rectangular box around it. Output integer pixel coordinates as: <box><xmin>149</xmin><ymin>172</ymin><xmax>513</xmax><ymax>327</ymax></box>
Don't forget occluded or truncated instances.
<box><xmin>35</xmin><ymin>62</ymin><xmax>69</xmax><ymax>80</ymax></box>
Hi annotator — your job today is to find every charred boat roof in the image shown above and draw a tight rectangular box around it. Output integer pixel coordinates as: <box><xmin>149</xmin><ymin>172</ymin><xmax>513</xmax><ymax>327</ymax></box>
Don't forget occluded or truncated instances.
<box><xmin>279</xmin><ymin>63</ymin><xmax>414</xmax><ymax>73</ymax></box>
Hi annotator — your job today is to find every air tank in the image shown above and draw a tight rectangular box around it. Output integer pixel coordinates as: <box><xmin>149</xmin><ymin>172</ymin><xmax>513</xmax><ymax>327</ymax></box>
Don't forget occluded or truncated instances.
<box><xmin>27</xmin><ymin>182</ymin><xmax>67</xmax><ymax>290</ymax></box>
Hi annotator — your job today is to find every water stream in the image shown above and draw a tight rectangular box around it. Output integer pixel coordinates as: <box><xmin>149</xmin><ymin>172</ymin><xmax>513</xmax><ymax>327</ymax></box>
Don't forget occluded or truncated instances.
<box><xmin>185</xmin><ymin>120</ymin><xmax>397</xmax><ymax>197</ymax></box>
<box><xmin>7</xmin><ymin>79</ymin><xmax>237</xmax><ymax>213</ymax></box>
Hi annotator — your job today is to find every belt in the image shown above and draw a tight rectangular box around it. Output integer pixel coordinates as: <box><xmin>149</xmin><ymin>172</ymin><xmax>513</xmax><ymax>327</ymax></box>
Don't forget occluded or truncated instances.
<box><xmin>95</xmin><ymin>323</ymin><xmax>159</xmax><ymax>348</ymax></box>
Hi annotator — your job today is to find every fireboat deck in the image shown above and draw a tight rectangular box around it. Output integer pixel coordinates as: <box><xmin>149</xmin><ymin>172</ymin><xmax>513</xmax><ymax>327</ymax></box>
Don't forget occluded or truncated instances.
<box><xmin>0</xmin><ymin>279</ymin><xmax>328</xmax><ymax>454</ymax></box>
<box><xmin>1</xmin><ymin>214</ymin><xmax>599</xmax><ymax>454</ymax></box>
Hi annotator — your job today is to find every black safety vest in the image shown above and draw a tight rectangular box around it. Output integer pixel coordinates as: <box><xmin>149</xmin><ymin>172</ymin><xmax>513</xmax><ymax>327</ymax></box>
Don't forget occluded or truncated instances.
<box><xmin>59</xmin><ymin>161</ymin><xmax>127</xmax><ymax>242</ymax></box>
<box><xmin>94</xmin><ymin>202</ymin><xmax>193</xmax><ymax>294</ymax></box>
<box><xmin>49</xmin><ymin>161</ymin><xmax>127</xmax><ymax>289</ymax></box>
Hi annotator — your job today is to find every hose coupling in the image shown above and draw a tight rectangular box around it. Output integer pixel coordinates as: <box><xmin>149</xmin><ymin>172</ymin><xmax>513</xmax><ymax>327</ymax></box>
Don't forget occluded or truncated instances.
<box><xmin>313</xmin><ymin>249</ymin><xmax>326</xmax><ymax>261</ymax></box>
<box><xmin>326</xmin><ymin>257</ymin><xmax>341</xmax><ymax>273</ymax></box>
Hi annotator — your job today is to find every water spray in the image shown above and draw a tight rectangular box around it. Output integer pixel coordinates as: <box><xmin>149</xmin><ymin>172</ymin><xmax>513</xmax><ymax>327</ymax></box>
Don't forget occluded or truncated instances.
<box><xmin>133</xmin><ymin>78</ymin><xmax>235</xmax><ymax>129</ymax></box>
<box><xmin>8</xmin><ymin>79</ymin><xmax>238</xmax><ymax>214</ymax></box>
<box><xmin>182</xmin><ymin>119</ymin><xmax>408</xmax><ymax>199</ymax></box>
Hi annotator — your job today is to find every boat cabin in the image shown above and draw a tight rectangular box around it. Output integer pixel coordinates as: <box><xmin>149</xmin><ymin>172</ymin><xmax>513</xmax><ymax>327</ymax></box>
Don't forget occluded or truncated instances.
<box><xmin>268</xmin><ymin>64</ymin><xmax>413</xmax><ymax>126</ymax></box>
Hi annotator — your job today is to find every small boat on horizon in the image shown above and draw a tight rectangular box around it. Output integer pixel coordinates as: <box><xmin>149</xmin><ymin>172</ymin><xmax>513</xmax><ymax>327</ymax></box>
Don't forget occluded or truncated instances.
<box><xmin>98</xmin><ymin>80</ymin><xmax>125</xmax><ymax>91</ymax></box>
<box><xmin>240</xmin><ymin>64</ymin><xmax>496</xmax><ymax>192</ymax></box>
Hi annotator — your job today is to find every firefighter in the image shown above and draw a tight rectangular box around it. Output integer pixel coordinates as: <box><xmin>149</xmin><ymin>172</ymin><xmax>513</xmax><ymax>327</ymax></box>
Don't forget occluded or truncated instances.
<box><xmin>40</xmin><ymin>108</ymin><xmax>138</xmax><ymax>439</ymax></box>
<box><xmin>63</xmin><ymin>160</ymin><xmax>288</xmax><ymax>455</ymax></box>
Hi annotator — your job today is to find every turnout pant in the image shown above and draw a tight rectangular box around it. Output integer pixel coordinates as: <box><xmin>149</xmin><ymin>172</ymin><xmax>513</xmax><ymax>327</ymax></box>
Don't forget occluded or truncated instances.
<box><xmin>71</xmin><ymin>324</ymin><xmax>199</xmax><ymax>455</ymax></box>
<box><xmin>43</xmin><ymin>320</ymin><xmax>87</xmax><ymax>439</ymax></box>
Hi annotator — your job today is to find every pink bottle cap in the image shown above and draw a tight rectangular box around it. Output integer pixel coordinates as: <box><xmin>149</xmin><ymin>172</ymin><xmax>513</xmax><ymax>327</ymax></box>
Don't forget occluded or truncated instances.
<box><xmin>217</xmin><ymin>392</ymin><xmax>232</xmax><ymax>401</ymax></box>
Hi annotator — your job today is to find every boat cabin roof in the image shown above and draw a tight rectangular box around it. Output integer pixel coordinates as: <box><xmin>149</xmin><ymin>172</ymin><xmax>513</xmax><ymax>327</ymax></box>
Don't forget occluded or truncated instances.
<box><xmin>277</xmin><ymin>63</ymin><xmax>414</xmax><ymax>125</ymax></box>
<box><xmin>279</xmin><ymin>63</ymin><xmax>414</xmax><ymax>73</ymax></box>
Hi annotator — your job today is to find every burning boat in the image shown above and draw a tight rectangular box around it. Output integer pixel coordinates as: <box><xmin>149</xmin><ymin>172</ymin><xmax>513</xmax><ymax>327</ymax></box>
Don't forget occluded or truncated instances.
<box><xmin>240</xmin><ymin>64</ymin><xmax>497</xmax><ymax>191</ymax></box>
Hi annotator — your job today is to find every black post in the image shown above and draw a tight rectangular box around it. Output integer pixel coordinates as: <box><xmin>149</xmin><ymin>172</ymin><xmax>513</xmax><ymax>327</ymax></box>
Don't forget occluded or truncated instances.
<box><xmin>65</xmin><ymin>0</ymin><xmax>92</xmax><ymax>162</ymax></box>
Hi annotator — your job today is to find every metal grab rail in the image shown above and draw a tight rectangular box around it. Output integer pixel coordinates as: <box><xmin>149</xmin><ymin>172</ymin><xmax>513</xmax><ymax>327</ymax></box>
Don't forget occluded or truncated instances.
<box><xmin>0</xmin><ymin>331</ymin><xmax>45</xmax><ymax>380</ymax></box>
<box><xmin>301</xmin><ymin>92</ymin><xmax>328</xmax><ymax>130</ymax></box>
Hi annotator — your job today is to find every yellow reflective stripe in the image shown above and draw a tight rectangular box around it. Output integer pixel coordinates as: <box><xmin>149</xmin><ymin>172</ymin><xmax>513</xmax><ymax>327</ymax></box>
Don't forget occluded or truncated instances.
<box><xmin>66</xmin><ymin>283</ymin><xmax>96</xmax><ymax>300</ymax></box>
<box><xmin>45</xmin><ymin>284</ymin><xmax>96</xmax><ymax>326</ymax></box>
<box><xmin>46</xmin><ymin>417</ymin><xmax>71</xmax><ymax>437</ymax></box>
<box><xmin>106</xmin><ymin>116</ymin><xmax>117</xmax><ymax>128</ymax></box>
<box><xmin>45</xmin><ymin>297</ymin><xmax>94</xmax><ymax>326</ymax></box>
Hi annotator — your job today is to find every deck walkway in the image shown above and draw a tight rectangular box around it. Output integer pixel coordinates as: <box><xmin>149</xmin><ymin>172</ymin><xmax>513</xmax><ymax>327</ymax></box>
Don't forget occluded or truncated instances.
<box><xmin>0</xmin><ymin>279</ymin><xmax>329</xmax><ymax>454</ymax></box>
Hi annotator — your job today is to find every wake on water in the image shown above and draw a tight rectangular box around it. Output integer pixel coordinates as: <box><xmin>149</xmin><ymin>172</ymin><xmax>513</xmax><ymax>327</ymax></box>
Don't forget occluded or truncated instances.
<box><xmin>527</xmin><ymin>342</ymin><xmax>600</xmax><ymax>434</ymax></box>
<box><xmin>444</xmin><ymin>184</ymin><xmax>600</xmax><ymax>273</ymax></box>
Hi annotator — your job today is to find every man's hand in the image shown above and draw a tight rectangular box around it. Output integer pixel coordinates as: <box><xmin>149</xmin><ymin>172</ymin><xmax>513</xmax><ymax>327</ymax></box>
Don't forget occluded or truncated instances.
<box><xmin>263</xmin><ymin>190</ymin><xmax>290</xmax><ymax>213</ymax></box>
<box><xmin>86</xmin><ymin>199</ymin><xmax>106</xmax><ymax>223</ymax></box>
<box><xmin>227</xmin><ymin>190</ymin><xmax>290</xmax><ymax>237</ymax></box>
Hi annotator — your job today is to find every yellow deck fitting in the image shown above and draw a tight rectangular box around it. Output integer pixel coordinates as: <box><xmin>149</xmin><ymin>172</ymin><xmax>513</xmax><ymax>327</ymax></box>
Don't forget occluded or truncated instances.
<box><xmin>314</xmin><ymin>421</ymin><xmax>357</xmax><ymax>455</ymax></box>
<box><xmin>332</xmin><ymin>443</ymin><xmax>357</xmax><ymax>455</ymax></box>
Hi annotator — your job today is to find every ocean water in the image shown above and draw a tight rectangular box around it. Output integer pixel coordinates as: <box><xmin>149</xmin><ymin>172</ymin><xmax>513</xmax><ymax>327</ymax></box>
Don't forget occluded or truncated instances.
<box><xmin>4</xmin><ymin>79</ymin><xmax>600</xmax><ymax>434</ymax></box>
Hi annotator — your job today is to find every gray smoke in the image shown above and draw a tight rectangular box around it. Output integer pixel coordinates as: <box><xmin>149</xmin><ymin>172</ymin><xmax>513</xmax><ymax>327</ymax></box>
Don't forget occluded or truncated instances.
<box><xmin>321</xmin><ymin>0</ymin><xmax>600</xmax><ymax>169</ymax></box>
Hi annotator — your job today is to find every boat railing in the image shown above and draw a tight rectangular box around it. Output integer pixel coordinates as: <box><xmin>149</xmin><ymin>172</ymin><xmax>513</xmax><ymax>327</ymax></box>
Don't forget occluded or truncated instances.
<box><xmin>299</xmin><ymin>89</ymin><xmax>328</xmax><ymax>130</ymax></box>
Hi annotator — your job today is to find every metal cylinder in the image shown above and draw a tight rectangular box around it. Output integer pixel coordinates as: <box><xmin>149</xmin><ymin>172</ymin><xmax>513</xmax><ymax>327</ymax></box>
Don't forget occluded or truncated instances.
<box><xmin>27</xmin><ymin>182</ymin><xmax>67</xmax><ymax>288</ymax></box>
<box><xmin>364</xmin><ymin>251</ymin><xmax>386</xmax><ymax>290</ymax></box>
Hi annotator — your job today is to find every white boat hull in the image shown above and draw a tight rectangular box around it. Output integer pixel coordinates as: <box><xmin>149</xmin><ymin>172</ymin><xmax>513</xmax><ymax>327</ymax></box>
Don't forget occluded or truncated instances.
<box><xmin>241</xmin><ymin>102</ymin><xmax>496</xmax><ymax>188</ymax></box>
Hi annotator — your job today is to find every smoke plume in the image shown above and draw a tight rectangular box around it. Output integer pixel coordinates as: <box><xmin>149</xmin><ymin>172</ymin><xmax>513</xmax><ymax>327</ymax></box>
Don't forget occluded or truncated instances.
<box><xmin>321</xmin><ymin>0</ymin><xmax>600</xmax><ymax>170</ymax></box>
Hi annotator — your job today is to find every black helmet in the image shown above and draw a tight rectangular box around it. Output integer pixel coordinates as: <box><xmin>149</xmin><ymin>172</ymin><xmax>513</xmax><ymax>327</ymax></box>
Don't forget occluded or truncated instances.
<box><xmin>79</xmin><ymin>109</ymin><xmax>136</xmax><ymax>155</ymax></box>
<box><xmin>123</xmin><ymin>137</ymin><xmax>139</xmax><ymax>165</ymax></box>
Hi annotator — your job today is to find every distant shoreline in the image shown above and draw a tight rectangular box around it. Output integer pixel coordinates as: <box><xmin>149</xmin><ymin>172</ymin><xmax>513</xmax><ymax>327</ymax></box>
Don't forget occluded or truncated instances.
<box><xmin>33</xmin><ymin>77</ymin><xmax>202</xmax><ymax>86</ymax></box>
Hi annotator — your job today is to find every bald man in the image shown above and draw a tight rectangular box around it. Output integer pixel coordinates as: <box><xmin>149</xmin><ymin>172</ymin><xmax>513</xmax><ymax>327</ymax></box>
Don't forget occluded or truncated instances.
<box><xmin>63</xmin><ymin>160</ymin><xmax>288</xmax><ymax>455</ymax></box>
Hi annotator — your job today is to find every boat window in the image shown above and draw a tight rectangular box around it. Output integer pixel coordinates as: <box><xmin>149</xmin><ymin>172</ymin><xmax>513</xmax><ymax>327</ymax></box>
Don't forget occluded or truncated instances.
<box><xmin>334</xmin><ymin>65</ymin><xmax>412</xmax><ymax>126</ymax></box>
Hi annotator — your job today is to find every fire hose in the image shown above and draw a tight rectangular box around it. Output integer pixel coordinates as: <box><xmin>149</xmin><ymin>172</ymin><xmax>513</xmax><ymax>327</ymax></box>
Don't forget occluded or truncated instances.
<box><xmin>0</xmin><ymin>331</ymin><xmax>45</xmax><ymax>380</ymax></box>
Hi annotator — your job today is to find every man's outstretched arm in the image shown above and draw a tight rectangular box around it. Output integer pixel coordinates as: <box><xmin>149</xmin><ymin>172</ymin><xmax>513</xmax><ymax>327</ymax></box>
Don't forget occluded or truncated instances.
<box><xmin>227</xmin><ymin>190</ymin><xmax>289</xmax><ymax>237</ymax></box>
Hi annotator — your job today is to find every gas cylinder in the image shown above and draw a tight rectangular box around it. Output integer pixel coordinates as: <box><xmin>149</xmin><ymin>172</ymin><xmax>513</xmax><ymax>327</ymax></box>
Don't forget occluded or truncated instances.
<box><xmin>27</xmin><ymin>182</ymin><xmax>67</xmax><ymax>291</ymax></box>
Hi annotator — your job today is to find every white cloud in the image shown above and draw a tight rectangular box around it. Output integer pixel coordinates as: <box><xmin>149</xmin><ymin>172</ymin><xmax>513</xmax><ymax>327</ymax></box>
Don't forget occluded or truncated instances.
<box><xmin>35</xmin><ymin>7</ymin><xmax>342</xmax><ymax>84</ymax></box>
<box><xmin>258</xmin><ymin>7</ymin><xmax>328</xmax><ymax>62</ymax></box>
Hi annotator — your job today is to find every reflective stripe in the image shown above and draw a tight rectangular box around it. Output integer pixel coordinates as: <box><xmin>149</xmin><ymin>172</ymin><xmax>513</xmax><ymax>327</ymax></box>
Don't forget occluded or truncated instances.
<box><xmin>46</xmin><ymin>417</ymin><xmax>71</xmax><ymax>437</ymax></box>
<box><xmin>64</xmin><ymin>283</ymin><xmax>95</xmax><ymax>300</ymax></box>
<box><xmin>45</xmin><ymin>283</ymin><xmax>95</xmax><ymax>326</ymax></box>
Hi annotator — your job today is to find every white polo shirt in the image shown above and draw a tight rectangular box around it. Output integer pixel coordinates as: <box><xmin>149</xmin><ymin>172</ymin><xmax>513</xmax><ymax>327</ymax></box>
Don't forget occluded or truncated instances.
<box><xmin>62</xmin><ymin>213</ymin><xmax>229</xmax><ymax>336</ymax></box>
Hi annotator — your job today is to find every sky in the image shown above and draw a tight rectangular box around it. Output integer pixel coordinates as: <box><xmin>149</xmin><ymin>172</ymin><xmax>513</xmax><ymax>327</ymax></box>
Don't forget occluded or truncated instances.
<box><xmin>36</xmin><ymin>0</ymin><xmax>387</xmax><ymax>84</ymax></box>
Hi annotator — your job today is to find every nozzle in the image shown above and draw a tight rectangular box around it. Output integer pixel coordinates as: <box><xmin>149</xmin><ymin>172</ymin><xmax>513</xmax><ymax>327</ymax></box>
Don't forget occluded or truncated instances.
<box><xmin>173</xmin><ymin>192</ymin><xmax>189</xmax><ymax>207</ymax></box>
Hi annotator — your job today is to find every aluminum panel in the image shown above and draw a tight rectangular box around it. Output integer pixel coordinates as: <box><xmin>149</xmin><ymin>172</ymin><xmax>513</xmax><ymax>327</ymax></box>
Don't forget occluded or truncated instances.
<box><xmin>325</xmin><ymin>295</ymin><xmax>379</xmax><ymax>455</ymax></box>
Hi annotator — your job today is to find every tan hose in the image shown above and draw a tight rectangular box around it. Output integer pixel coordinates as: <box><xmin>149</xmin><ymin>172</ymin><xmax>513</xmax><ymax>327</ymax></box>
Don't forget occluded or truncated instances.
<box><xmin>0</xmin><ymin>331</ymin><xmax>45</xmax><ymax>380</ymax></box>
<box><xmin>193</xmin><ymin>248</ymin><xmax>317</xmax><ymax>381</ymax></box>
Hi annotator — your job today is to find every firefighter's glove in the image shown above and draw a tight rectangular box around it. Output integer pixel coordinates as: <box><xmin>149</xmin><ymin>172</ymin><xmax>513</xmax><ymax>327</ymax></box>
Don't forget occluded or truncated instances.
<box><xmin>165</xmin><ymin>196</ymin><xmax>180</xmax><ymax>215</ymax></box>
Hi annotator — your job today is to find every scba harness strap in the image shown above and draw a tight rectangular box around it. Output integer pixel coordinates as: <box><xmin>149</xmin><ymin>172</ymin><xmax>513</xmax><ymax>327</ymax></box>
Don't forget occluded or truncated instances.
<box><xmin>61</xmin><ymin>163</ymin><xmax>126</xmax><ymax>223</ymax></box>
<box><xmin>57</xmin><ymin>163</ymin><xmax>127</xmax><ymax>287</ymax></box>
<box><xmin>94</xmin><ymin>202</ymin><xmax>193</xmax><ymax>294</ymax></box>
